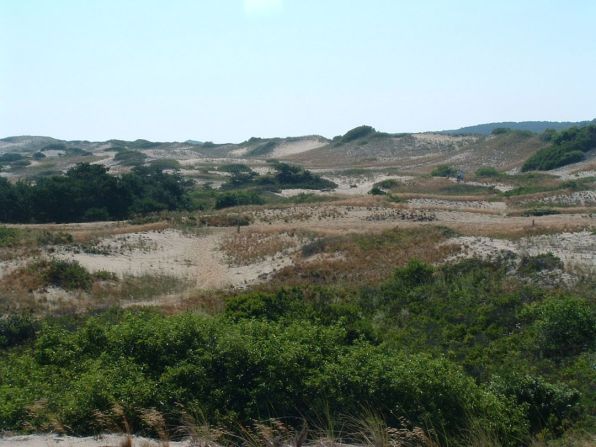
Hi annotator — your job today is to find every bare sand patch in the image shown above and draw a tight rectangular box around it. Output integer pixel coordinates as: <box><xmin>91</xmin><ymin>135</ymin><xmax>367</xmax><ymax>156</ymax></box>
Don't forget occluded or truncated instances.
<box><xmin>446</xmin><ymin>230</ymin><xmax>596</xmax><ymax>269</ymax></box>
<box><xmin>272</xmin><ymin>137</ymin><xmax>327</xmax><ymax>158</ymax></box>
<box><xmin>50</xmin><ymin>229</ymin><xmax>296</xmax><ymax>291</ymax></box>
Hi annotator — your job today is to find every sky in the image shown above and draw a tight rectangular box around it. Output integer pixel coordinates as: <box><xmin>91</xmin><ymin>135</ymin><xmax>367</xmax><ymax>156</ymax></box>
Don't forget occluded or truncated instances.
<box><xmin>1</xmin><ymin>0</ymin><xmax>595</xmax><ymax>142</ymax></box>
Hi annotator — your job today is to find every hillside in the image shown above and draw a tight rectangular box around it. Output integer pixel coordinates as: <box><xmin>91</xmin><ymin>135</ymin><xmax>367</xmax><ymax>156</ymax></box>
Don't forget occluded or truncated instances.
<box><xmin>441</xmin><ymin>119</ymin><xmax>596</xmax><ymax>135</ymax></box>
<box><xmin>286</xmin><ymin>127</ymin><xmax>548</xmax><ymax>172</ymax></box>
<box><xmin>0</xmin><ymin>128</ymin><xmax>549</xmax><ymax>179</ymax></box>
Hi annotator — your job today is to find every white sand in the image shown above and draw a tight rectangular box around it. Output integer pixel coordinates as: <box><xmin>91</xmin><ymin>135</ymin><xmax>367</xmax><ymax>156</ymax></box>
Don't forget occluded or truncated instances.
<box><xmin>51</xmin><ymin>229</ymin><xmax>293</xmax><ymax>290</ymax></box>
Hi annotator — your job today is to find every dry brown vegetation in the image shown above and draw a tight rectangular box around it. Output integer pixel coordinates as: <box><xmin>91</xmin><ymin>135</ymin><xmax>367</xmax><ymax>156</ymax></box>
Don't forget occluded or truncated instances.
<box><xmin>268</xmin><ymin>226</ymin><xmax>458</xmax><ymax>287</ymax></box>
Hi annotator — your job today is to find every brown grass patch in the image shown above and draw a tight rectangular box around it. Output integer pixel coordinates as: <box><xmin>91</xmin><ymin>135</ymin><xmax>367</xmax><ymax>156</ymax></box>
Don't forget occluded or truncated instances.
<box><xmin>269</xmin><ymin>226</ymin><xmax>458</xmax><ymax>286</ymax></box>
<box><xmin>220</xmin><ymin>229</ymin><xmax>308</xmax><ymax>266</ymax></box>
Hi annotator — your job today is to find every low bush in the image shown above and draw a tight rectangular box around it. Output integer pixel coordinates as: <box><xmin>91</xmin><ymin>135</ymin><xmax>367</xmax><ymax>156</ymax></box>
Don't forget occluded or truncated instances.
<box><xmin>476</xmin><ymin>167</ymin><xmax>500</xmax><ymax>177</ymax></box>
<box><xmin>0</xmin><ymin>226</ymin><xmax>24</xmax><ymax>247</ymax></box>
<box><xmin>522</xmin><ymin>125</ymin><xmax>596</xmax><ymax>171</ymax></box>
<box><xmin>431</xmin><ymin>165</ymin><xmax>458</xmax><ymax>177</ymax></box>
<box><xmin>114</xmin><ymin>150</ymin><xmax>148</xmax><ymax>166</ymax></box>
<box><xmin>368</xmin><ymin>186</ymin><xmax>386</xmax><ymax>195</ymax></box>
<box><xmin>0</xmin><ymin>258</ymin><xmax>592</xmax><ymax>445</ymax></box>
<box><xmin>523</xmin><ymin>208</ymin><xmax>560</xmax><ymax>216</ymax></box>
<box><xmin>149</xmin><ymin>159</ymin><xmax>181</xmax><ymax>170</ymax></box>
<box><xmin>0</xmin><ymin>314</ymin><xmax>38</xmax><ymax>348</ymax></box>
<box><xmin>215</xmin><ymin>191</ymin><xmax>264</xmax><ymax>209</ymax></box>
<box><xmin>490</xmin><ymin>374</ymin><xmax>581</xmax><ymax>435</ymax></box>
<box><xmin>41</xmin><ymin>259</ymin><xmax>93</xmax><ymax>291</ymax></box>
<box><xmin>532</xmin><ymin>297</ymin><xmax>595</xmax><ymax>358</ymax></box>
<box><xmin>518</xmin><ymin>253</ymin><xmax>563</xmax><ymax>274</ymax></box>
<box><xmin>337</xmin><ymin>125</ymin><xmax>377</xmax><ymax>144</ymax></box>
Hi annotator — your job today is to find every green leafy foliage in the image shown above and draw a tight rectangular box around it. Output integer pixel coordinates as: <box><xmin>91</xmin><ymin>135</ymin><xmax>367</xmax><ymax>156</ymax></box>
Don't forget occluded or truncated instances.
<box><xmin>0</xmin><ymin>153</ymin><xmax>25</xmax><ymax>162</ymax></box>
<box><xmin>215</xmin><ymin>191</ymin><xmax>265</xmax><ymax>209</ymax></box>
<box><xmin>518</xmin><ymin>253</ymin><xmax>563</xmax><ymax>274</ymax></box>
<box><xmin>0</xmin><ymin>259</ymin><xmax>593</xmax><ymax>445</ymax></box>
<box><xmin>490</xmin><ymin>374</ymin><xmax>581</xmax><ymax>435</ymax></box>
<box><xmin>522</xmin><ymin>125</ymin><xmax>596</xmax><ymax>171</ymax></box>
<box><xmin>0</xmin><ymin>226</ymin><xmax>24</xmax><ymax>247</ymax></box>
<box><xmin>0</xmin><ymin>163</ymin><xmax>191</xmax><ymax>223</ymax></box>
<box><xmin>0</xmin><ymin>314</ymin><xmax>38</xmax><ymax>348</ymax></box>
<box><xmin>221</xmin><ymin>162</ymin><xmax>336</xmax><ymax>192</ymax></box>
<box><xmin>337</xmin><ymin>125</ymin><xmax>377</xmax><ymax>144</ymax></box>
<box><xmin>531</xmin><ymin>298</ymin><xmax>595</xmax><ymax>358</ymax></box>
<box><xmin>114</xmin><ymin>150</ymin><xmax>148</xmax><ymax>166</ymax></box>
<box><xmin>475</xmin><ymin>167</ymin><xmax>500</xmax><ymax>177</ymax></box>
<box><xmin>368</xmin><ymin>186</ymin><xmax>386</xmax><ymax>195</ymax></box>
<box><xmin>40</xmin><ymin>259</ymin><xmax>93</xmax><ymax>291</ymax></box>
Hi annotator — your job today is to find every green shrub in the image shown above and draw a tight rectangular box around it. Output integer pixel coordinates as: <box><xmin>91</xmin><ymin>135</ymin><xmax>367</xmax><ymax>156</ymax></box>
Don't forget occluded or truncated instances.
<box><xmin>475</xmin><ymin>167</ymin><xmax>500</xmax><ymax>177</ymax></box>
<box><xmin>368</xmin><ymin>186</ymin><xmax>386</xmax><ymax>195</ymax></box>
<box><xmin>522</xmin><ymin>125</ymin><xmax>596</xmax><ymax>171</ymax></box>
<box><xmin>0</xmin><ymin>153</ymin><xmax>24</xmax><ymax>162</ymax></box>
<box><xmin>248</xmin><ymin>141</ymin><xmax>276</xmax><ymax>156</ymax></box>
<box><xmin>318</xmin><ymin>345</ymin><xmax>528</xmax><ymax>444</ymax></box>
<box><xmin>523</xmin><ymin>208</ymin><xmax>560</xmax><ymax>216</ymax></box>
<box><xmin>0</xmin><ymin>226</ymin><xmax>23</xmax><ymax>247</ymax></box>
<box><xmin>149</xmin><ymin>158</ymin><xmax>181</xmax><ymax>170</ymax></box>
<box><xmin>374</xmin><ymin>179</ymin><xmax>400</xmax><ymax>189</ymax></box>
<box><xmin>218</xmin><ymin>163</ymin><xmax>254</xmax><ymax>174</ymax></box>
<box><xmin>0</xmin><ymin>314</ymin><xmax>38</xmax><ymax>348</ymax></box>
<box><xmin>490</xmin><ymin>374</ymin><xmax>581</xmax><ymax>435</ymax></box>
<box><xmin>518</xmin><ymin>253</ymin><xmax>563</xmax><ymax>274</ymax></box>
<box><xmin>42</xmin><ymin>259</ymin><xmax>93</xmax><ymax>290</ymax></box>
<box><xmin>215</xmin><ymin>191</ymin><xmax>264</xmax><ymax>209</ymax></box>
<box><xmin>114</xmin><ymin>150</ymin><xmax>148</xmax><ymax>166</ymax></box>
<box><xmin>65</xmin><ymin>147</ymin><xmax>92</xmax><ymax>157</ymax></box>
<box><xmin>533</xmin><ymin>298</ymin><xmax>595</xmax><ymax>358</ymax></box>
<box><xmin>0</xmin><ymin>312</ymin><xmax>526</xmax><ymax>442</ymax></box>
<box><xmin>431</xmin><ymin>165</ymin><xmax>458</xmax><ymax>177</ymax></box>
<box><xmin>338</xmin><ymin>125</ymin><xmax>377</xmax><ymax>144</ymax></box>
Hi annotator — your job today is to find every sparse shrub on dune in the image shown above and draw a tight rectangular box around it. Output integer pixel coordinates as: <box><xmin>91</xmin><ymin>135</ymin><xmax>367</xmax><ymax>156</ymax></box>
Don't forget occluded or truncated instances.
<box><xmin>41</xmin><ymin>259</ymin><xmax>93</xmax><ymax>291</ymax></box>
<box><xmin>431</xmin><ymin>164</ymin><xmax>458</xmax><ymax>177</ymax></box>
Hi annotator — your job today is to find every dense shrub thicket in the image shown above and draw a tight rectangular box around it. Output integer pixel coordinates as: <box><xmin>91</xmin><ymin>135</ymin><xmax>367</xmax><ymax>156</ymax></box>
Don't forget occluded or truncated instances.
<box><xmin>220</xmin><ymin>162</ymin><xmax>336</xmax><ymax>193</ymax></box>
<box><xmin>522</xmin><ymin>125</ymin><xmax>596</xmax><ymax>171</ymax></box>
<box><xmin>0</xmin><ymin>260</ymin><xmax>593</xmax><ymax>445</ymax></box>
<box><xmin>0</xmin><ymin>163</ymin><xmax>191</xmax><ymax>223</ymax></box>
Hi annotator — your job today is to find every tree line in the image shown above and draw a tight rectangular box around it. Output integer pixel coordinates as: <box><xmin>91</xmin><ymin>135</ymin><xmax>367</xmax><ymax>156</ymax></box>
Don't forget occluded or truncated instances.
<box><xmin>0</xmin><ymin>163</ymin><xmax>191</xmax><ymax>223</ymax></box>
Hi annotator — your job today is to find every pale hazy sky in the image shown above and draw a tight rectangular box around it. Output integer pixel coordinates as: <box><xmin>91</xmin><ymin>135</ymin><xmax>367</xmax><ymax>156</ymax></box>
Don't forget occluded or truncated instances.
<box><xmin>1</xmin><ymin>0</ymin><xmax>595</xmax><ymax>142</ymax></box>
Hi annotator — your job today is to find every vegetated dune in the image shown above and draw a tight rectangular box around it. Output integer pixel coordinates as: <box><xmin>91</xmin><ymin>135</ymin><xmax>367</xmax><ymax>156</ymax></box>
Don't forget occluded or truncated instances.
<box><xmin>285</xmin><ymin>131</ymin><xmax>547</xmax><ymax>172</ymax></box>
<box><xmin>0</xmin><ymin>127</ymin><xmax>548</xmax><ymax>179</ymax></box>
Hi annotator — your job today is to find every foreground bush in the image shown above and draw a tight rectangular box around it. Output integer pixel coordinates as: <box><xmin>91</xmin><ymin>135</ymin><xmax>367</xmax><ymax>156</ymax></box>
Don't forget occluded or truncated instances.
<box><xmin>0</xmin><ymin>259</ymin><xmax>592</xmax><ymax>445</ymax></box>
<box><xmin>0</xmin><ymin>311</ymin><xmax>527</xmax><ymax>443</ymax></box>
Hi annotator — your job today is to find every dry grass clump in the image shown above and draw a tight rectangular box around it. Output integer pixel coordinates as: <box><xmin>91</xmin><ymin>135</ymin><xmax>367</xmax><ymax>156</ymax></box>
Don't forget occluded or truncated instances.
<box><xmin>92</xmin><ymin>273</ymin><xmax>191</xmax><ymax>304</ymax></box>
<box><xmin>219</xmin><ymin>230</ymin><xmax>309</xmax><ymax>266</ymax></box>
<box><xmin>196</xmin><ymin>213</ymin><xmax>252</xmax><ymax>227</ymax></box>
<box><xmin>252</xmin><ymin>206</ymin><xmax>348</xmax><ymax>225</ymax></box>
<box><xmin>348</xmin><ymin>413</ymin><xmax>439</xmax><ymax>447</ymax></box>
